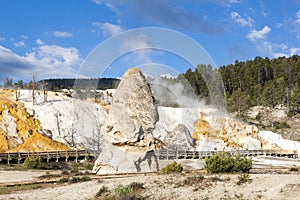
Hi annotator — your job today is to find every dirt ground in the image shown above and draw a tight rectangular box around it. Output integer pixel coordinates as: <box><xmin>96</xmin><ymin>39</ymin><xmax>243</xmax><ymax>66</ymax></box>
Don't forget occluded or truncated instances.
<box><xmin>0</xmin><ymin>169</ymin><xmax>299</xmax><ymax>200</ymax></box>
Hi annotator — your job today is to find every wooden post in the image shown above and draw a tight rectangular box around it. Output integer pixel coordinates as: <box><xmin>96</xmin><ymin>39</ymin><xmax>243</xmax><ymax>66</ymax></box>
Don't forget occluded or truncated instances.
<box><xmin>65</xmin><ymin>152</ymin><xmax>69</xmax><ymax>162</ymax></box>
<box><xmin>56</xmin><ymin>151</ymin><xmax>59</xmax><ymax>162</ymax></box>
<box><xmin>47</xmin><ymin>152</ymin><xmax>50</xmax><ymax>162</ymax></box>
<box><xmin>85</xmin><ymin>149</ymin><xmax>88</xmax><ymax>161</ymax></box>
<box><xmin>167</xmin><ymin>149</ymin><xmax>169</xmax><ymax>160</ymax></box>
<box><xmin>75</xmin><ymin>149</ymin><xmax>78</xmax><ymax>163</ymax></box>
<box><xmin>17</xmin><ymin>152</ymin><xmax>21</xmax><ymax>164</ymax></box>
<box><xmin>7</xmin><ymin>153</ymin><xmax>10</xmax><ymax>165</ymax></box>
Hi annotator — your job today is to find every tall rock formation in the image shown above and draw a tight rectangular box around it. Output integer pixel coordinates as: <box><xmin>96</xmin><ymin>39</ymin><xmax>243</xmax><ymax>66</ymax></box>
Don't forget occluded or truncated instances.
<box><xmin>93</xmin><ymin>68</ymin><xmax>160</xmax><ymax>174</ymax></box>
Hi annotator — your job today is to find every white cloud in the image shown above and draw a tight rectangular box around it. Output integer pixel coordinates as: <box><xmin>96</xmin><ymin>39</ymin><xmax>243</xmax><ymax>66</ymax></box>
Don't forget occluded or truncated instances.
<box><xmin>26</xmin><ymin>45</ymin><xmax>81</xmax><ymax>68</ymax></box>
<box><xmin>254</xmin><ymin>41</ymin><xmax>300</xmax><ymax>58</ymax></box>
<box><xmin>247</xmin><ymin>26</ymin><xmax>271</xmax><ymax>41</ymax></box>
<box><xmin>21</xmin><ymin>35</ymin><xmax>28</xmax><ymax>40</ymax></box>
<box><xmin>93</xmin><ymin>22</ymin><xmax>123</xmax><ymax>36</ymax></box>
<box><xmin>296</xmin><ymin>10</ymin><xmax>300</xmax><ymax>23</ymax></box>
<box><xmin>36</xmin><ymin>38</ymin><xmax>44</xmax><ymax>45</ymax></box>
<box><xmin>121</xmin><ymin>34</ymin><xmax>151</xmax><ymax>51</ymax></box>
<box><xmin>208</xmin><ymin>0</ymin><xmax>241</xmax><ymax>7</ymax></box>
<box><xmin>276</xmin><ymin>23</ymin><xmax>282</xmax><ymax>28</ymax></box>
<box><xmin>0</xmin><ymin>36</ymin><xmax>4</xmax><ymax>42</ymax></box>
<box><xmin>53</xmin><ymin>31</ymin><xmax>73</xmax><ymax>38</ymax></box>
<box><xmin>289</xmin><ymin>10</ymin><xmax>300</xmax><ymax>38</ymax></box>
<box><xmin>290</xmin><ymin>48</ymin><xmax>300</xmax><ymax>55</ymax></box>
<box><xmin>256</xmin><ymin>41</ymin><xmax>288</xmax><ymax>58</ymax></box>
<box><xmin>0</xmin><ymin>43</ymin><xmax>81</xmax><ymax>80</ymax></box>
<box><xmin>119</xmin><ymin>33</ymin><xmax>153</xmax><ymax>66</ymax></box>
<box><xmin>231</xmin><ymin>11</ymin><xmax>254</xmax><ymax>27</ymax></box>
<box><xmin>13</xmin><ymin>41</ymin><xmax>26</xmax><ymax>48</ymax></box>
<box><xmin>92</xmin><ymin>0</ymin><xmax>119</xmax><ymax>14</ymax></box>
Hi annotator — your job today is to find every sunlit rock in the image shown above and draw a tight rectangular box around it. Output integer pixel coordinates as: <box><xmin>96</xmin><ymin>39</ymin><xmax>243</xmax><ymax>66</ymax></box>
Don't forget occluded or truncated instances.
<box><xmin>93</xmin><ymin>68</ymin><xmax>160</xmax><ymax>174</ymax></box>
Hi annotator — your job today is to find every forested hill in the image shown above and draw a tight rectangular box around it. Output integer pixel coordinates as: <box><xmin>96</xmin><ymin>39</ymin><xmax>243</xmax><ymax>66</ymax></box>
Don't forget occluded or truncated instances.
<box><xmin>38</xmin><ymin>78</ymin><xmax>120</xmax><ymax>91</ymax></box>
<box><xmin>182</xmin><ymin>55</ymin><xmax>300</xmax><ymax>115</ymax></box>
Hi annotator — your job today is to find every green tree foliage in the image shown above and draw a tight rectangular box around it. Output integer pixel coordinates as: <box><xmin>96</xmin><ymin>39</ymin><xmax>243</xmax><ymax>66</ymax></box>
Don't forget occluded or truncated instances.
<box><xmin>183</xmin><ymin>55</ymin><xmax>300</xmax><ymax>114</ymax></box>
<box><xmin>14</xmin><ymin>80</ymin><xmax>24</xmax><ymax>89</ymax></box>
<box><xmin>4</xmin><ymin>77</ymin><xmax>13</xmax><ymax>88</ymax></box>
<box><xmin>160</xmin><ymin>161</ymin><xmax>183</xmax><ymax>174</ymax></box>
<box><xmin>23</xmin><ymin>155</ymin><xmax>44</xmax><ymax>169</ymax></box>
<box><xmin>204</xmin><ymin>153</ymin><xmax>252</xmax><ymax>173</ymax></box>
<box><xmin>40</xmin><ymin>78</ymin><xmax>120</xmax><ymax>90</ymax></box>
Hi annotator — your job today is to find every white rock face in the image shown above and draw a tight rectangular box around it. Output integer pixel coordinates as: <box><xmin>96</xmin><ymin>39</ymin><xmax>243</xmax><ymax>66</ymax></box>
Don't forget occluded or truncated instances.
<box><xmin>105</xmin><ymin>68</ymin><xmax>158</xmax><ymax>146</ymax></box>
<box><xmin>93</xmin><ymin>142</ymin><xmax>158</xmax><ymax>174</ymax></box>
<box><xmin>163</xmin><ymin>124</ymin><xmax>194</xmax><ymax>149</ymax></box>
<box><xmin>19</xmin><ymin>90</ymin><xmax>107</xmax><ymax>149</ymax></box>
<box><xmin>258</xmin><ymin>131</ymin><xmax>300</xmax><ymax>151</ymax></box>
<box><xmin>153</xmin><ymin>107</ymin><xmax>215</xmax><ymax>137</ymax></box>
<box><xmin>0</xmin><ymin>110</ymin><xmax>22</xmax><ymax>147</ymax></box>
<box><xmin>93</xmin><ymin>68</ymin><xmax>160</xmax><ymax>174</ymax></box>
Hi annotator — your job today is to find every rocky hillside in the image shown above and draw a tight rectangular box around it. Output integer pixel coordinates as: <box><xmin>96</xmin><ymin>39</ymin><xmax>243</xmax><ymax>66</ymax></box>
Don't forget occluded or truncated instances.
<box><xmin>0</xmin><ymin>89</ymin><xmax>69</xmax><ymax>152</ymax></box>
<box><xmin>1</xmin><ymin>68</ymin><xmax>300</xmax><ymax>161</ymax></box>
<box><xmin>241</xmin><ymin>105</ymin><xmax>300</xmax><ymax>142</ymax></box>
<box><xmin>93</xmin><ymin>68</ymin><xmax>300</xmax><ymax>174</ymax></box>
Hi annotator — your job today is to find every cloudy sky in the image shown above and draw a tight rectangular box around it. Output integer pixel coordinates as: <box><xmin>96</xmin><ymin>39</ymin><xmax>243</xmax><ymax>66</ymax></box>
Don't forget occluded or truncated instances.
<box><xmin>0</xmin><ymin>0</ymin><xmax>299</xmax><ymax>82</ymax></box>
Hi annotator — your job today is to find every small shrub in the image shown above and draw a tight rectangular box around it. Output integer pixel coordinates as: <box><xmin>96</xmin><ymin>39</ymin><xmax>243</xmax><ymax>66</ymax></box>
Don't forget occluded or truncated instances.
<box><xmin>57</xmin><ymin>177</ymin><xmax>69</xmax><ymax>184</ymax></box>
<box><xmin>86</xmin><ymin>163</ymin><xmax>94</xmax><ymax>170</ymax></box>
<box><xmin>115</xmin><ymin>184</ymin><xmax>133</xmax><ymax>196</ymax></box>
<box><xmin>290</xmin><ymin>167</ymin><xmax>299</xmax><ymax>172</ymax></box>
<box><xmin>114</xmin><ymin>182</ymin><xmax>145</xmax><ymax>200</ymax></box>
<box><xmin>38</xmin><ymin>173</ymin><xmax>61</xmax><ymax>179</ymax></box>
<box><xmin>274</xmin><ymin>121</ymin><xmax>290</xmax><ymax>129</ymax></box>
<box><xmin>255</xmin><ymin>113</ymin><xmax>261</xmax><ymax>120</ymax></box>
<box><xmin>96</xmin><ymin>186</ymin><xmax>109</xmax><ymax>197</ymax></box>
<box><xmin>23</xmin><ymin>155</ymin><xmax>44</xmax><ymax>169</ymax></box>
<box><xmin>183</xmin><ymin>175</ymin><xmax>205</xmax><ymax>186</ymax></box>
<box><xmin>71</xmin><ymin>162</ymin><xmax>80</xmax><ymax>173</ymax></box>
<box><xmin>204</xmin><ymin>153</ymin><xmax>252</xmax><ymax>173</ymax></box>
<box><xmin>233</xmin><ymin>156</ymin><xmax>253</xmax><ymax>173</ymax></box>
<box><xmin>80</xmin><ymin>176</ymin><xmax>92</xmax><ymax>182</ymax></box>
<box><xmin>128</xmin><ymin>182</ymin><xmax>145</xmax><ymax>191</ymax></box>
<box><xmin>61</xmin><ymin>170</ymin><xmax>69</xmax><ymax>175</ymax></box>
<box><xmin>69</xmin><ymin>176</ymin><xmax>81</xmax><ymax>183</ymax></box>
<box><xmin>160</xmin><ymin>161</ymin><xmax>183</xmax><ymax>174</ymax></box>
<box><xmin>68</xmin><ymin>176</ymin><xmax>91</xmax><ymax>183</ymax></box>
<box><xmin>236</xmin><ymin>174</ymin><xmax>251</xmax><ymax>185</ymax></box>
<box><xmin>209</xmin><ymin>176</ymin><xmax>223</xmax><ymax>182</ymax></box>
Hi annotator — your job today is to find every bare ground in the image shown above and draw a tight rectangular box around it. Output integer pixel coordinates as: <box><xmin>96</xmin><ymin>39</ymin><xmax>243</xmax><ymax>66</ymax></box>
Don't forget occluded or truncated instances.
<box><xmin>0</xmin><ymin>169</ymin><xmax>299</xmax><ymax>200</ymax></box>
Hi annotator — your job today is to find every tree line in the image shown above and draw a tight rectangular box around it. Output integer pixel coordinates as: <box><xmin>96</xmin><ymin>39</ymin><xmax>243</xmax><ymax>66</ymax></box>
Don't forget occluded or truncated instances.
<box><xmin>2</xmin><ymin>78</ymin><xmax>120</xmax><ymax>91</ymax></box>
<box><xmin>182</xmin><ymin>55</ymin><xmax>300</xmax><ymax>115</ymax></box>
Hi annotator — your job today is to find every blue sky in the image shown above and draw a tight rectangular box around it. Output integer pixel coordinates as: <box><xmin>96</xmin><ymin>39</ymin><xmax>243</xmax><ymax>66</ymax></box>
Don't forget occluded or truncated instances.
<box><xmin>0</xmin><ymin>0</ymin><xmax>299</xmax><ymax>82</ymax></box>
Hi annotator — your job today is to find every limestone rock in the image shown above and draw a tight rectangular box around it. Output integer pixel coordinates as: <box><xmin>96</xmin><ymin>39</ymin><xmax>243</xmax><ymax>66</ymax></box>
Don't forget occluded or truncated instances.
<box><xmin>93</xmin><ymin>68</ymin><xmax>160</xmax><ymax>174</ymax></box>
<box><xmin>105</xmin><ymin>68</ymin><xmax>158</xmax><ymax>150</ymax></box>
<box><xmin>193</xmin><ymin>112</ymin><xmax>210</xmax><ymax>140</ymax></box>
<box><xmin>164</xmin><ymin>124</ymin><xmax>194</xmax><ymax>149</ymax></box>
<box><xmin>93</xmin><ymin>142</ymin><xmax>158</xmax><ymax>174</ymax></box>
<box><xmin>0</xmin><ymin>89</ymin><xmax>70</xmax><ymax>152</ymax></box>
<box><xmin>192</xmin><ymin>110</ymin><xmax>263</xmax><ymax>150</ymax></box>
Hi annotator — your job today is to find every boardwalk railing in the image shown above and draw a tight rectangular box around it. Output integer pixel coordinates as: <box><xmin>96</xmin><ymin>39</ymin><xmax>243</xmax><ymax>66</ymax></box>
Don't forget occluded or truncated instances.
<box><xmin>0</xmin><ymin>150</ymin><xmax>96</xmax><ymax>164</ymax></box>
<box><xmin>155</xmin><ymin>149</ymin><xmax>299</xmax><ymax>160</ymax></box>
<box><xmin>1</xmin><ymin>149</ymin><xmax>297</xmax><ymax>164</ymax></box>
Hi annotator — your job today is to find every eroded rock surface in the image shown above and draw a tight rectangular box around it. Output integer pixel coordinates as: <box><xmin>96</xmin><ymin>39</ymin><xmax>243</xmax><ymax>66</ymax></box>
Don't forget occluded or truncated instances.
<box><xmin>93</xmin><ymin>68</ymin><xmax>160</xmax><ymax>174</ymax></box>
<box><xmin>164</xmin><ymin>124</ymin><xmax>194</xmax><ymax>149</ymax></box>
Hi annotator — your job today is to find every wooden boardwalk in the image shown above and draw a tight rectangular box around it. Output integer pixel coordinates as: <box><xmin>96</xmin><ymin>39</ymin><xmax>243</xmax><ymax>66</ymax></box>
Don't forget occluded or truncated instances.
<box><xmin>0</xmin><ymin>150</ymin><xmax>96</xmax><ymax>164</ymax></box>
<box><xmin>155</xmin><ymin>149</ymin><xmax>299</xmax><ymax>160</ymax></box>
<box><xmin>0</xmin><ymin>148</ymin><xmax>298</xmax><ymax>164</ymax></box>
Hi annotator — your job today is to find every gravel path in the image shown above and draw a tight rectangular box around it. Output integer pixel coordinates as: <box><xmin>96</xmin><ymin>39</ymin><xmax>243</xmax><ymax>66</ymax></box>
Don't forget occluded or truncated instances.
<box><xmin>0</xmin><ymin>171</ymin><xmax>299</xmax><ymax>200</ymax></box>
